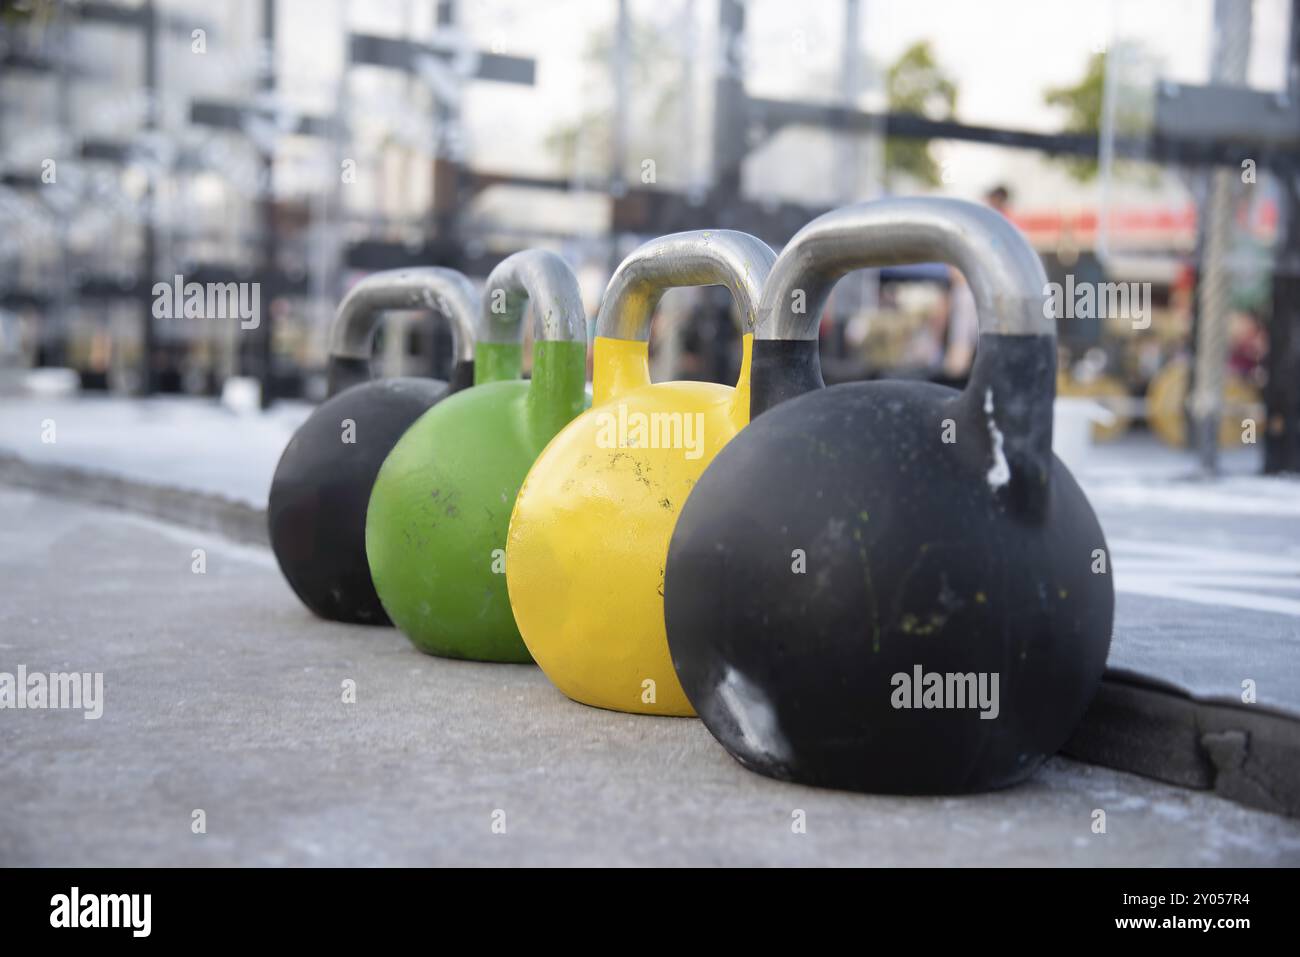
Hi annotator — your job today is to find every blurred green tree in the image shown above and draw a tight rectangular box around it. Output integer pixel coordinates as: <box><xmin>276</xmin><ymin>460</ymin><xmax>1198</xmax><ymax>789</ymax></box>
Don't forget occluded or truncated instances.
<box><xmin>1043</xmin><ymin>52</ymin><xmax>1106</xmax><ymax>181</ymax></box>
<box><xmin>884</xmin><ymin>40</ymin><xmax>959</xmax><ymax>188</ymax></box>
<box><xmin>2</xmin><ymin>0</ymin><xmax>55</xmax><ymax>26</ymax></box>
<box><xmin>544</xmin><ymin>21</ymin><xmax>684</xmax><ymax>185</ymax></box>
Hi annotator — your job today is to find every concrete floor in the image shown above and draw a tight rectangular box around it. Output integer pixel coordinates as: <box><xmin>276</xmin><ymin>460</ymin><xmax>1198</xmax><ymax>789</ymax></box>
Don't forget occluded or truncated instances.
<box><xmin>2</xmin><ymin>486</ymin><xmax>1298</xmax><ymax>866</ymax></box>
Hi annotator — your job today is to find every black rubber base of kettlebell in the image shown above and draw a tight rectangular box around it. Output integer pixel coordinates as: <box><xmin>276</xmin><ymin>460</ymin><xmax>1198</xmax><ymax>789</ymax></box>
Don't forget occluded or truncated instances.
<box><xmin>666</xmin><ymin>335</ymin><xmax>1114</xmax><ymax>795</ymax></box>
<box><xmin>268</xmin><ymin>376</ymin><xmax>453</xmax><ymax>625</ymax></box>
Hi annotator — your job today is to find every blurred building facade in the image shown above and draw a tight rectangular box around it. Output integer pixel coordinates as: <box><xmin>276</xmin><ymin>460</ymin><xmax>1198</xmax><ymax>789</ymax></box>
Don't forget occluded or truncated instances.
<box><xmin>1</xmin><ymin>0</ymin><xmax>1297</xmax><ymax>469</ymax></box>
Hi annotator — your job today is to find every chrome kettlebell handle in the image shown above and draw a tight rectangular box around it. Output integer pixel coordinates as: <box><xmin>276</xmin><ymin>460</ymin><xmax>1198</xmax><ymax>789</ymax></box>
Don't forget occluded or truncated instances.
<box><xmin>481</xmin><ymin>249</ymin><xmax>587</xmax><ymax>345</ymax></box>
<box><xmin>327</xmin><ymin>267</ymin><xmax>478</xmax><ymax>397</ymax></box>
<box><xmin>755</xmin><ymin>198</ymin><xmax>1056</xmax><ymax>509</ymax></box>
<box><xmin>758</xmin><ymin>197</ymin><xmax>1050</xmax><ymax>341</ymax></box>
<box><xmin>596</xmin><ymin>230</ymin><xmax>776</xmax><ymax>341</ymax></box>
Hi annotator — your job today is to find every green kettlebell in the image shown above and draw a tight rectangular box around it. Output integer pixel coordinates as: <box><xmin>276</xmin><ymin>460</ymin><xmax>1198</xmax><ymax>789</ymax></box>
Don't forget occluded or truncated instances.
<box><xmin>365</xmin><ymin>249</ymin><xmax>589</xmax><ymax>661</ymax></box>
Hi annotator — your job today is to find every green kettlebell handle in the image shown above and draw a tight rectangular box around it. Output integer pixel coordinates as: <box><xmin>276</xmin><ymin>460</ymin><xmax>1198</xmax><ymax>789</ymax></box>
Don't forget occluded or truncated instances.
<box><xmin>326</xmin><ymin>267</ymin><xmax>478</xmax><ymax>398</ymax></box>
<box><xmin>477</xmin><ymin>249</ymin><xmax>587</xmax><ymax>383</ymax></box>
<box><xmin>596</xmin><ymin>229</ymin><xmax>776</xmax><ymax>342</ymax></box>
<box><xmin>480</xmin><ymin>249</ymin><xmax>589</xmax><ymax>432</ymax></box>
<box><xmin>755</xmin><ymin>197</ymin><xmax>1055</xmax><ymax>503</ymax></box>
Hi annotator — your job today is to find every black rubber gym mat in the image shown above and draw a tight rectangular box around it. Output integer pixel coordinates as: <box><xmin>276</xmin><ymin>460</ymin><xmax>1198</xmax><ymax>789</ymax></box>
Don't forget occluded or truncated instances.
<box><xmin>1066</xmin><ymin>481</ymin><xmax>1300</xmax><ymax>817</ymax></box>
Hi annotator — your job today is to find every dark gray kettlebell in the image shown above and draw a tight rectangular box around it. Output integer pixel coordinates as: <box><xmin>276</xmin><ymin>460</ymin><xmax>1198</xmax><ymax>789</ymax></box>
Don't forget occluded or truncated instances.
<box><xmin>268</xmin><ymin>268</ymin><xmax>477</xmax><ymax>624</ymax></box>
<box><xmin>665</xmin><ymin>198</ymin><xmax>1113</xmax><ymax>794</ymax></box>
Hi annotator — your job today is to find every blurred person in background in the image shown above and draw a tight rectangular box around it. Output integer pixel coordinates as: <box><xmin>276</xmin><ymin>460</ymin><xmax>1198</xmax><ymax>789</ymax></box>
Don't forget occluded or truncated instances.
<box><xmin>984</xmin><ymin>185</ymin><xmax>1012</xmax><ymax>216</ymax></box>
<box><xmin>1229</xmin><ymin>309</ymin><xmax>1268</xmax><ymax>386</ymax></box>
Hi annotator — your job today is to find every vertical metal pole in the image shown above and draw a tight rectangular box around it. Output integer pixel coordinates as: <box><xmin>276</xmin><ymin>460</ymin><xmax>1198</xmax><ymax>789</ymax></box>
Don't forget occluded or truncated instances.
<box><xmin>835</xmin><ymin>0</ymin><xmax>870</xmax><ymax>340</ymax></box>
<box><xmin>700</xmin><ymin>0</ymin><xmax>749</xmax><ymax>380</ymax></box>
<box><xmin>1264</xmin><ymin>0</ymin><xmax>1300</xmax><ymax>473</ymax></box>
<box><xmin>1096</xmin><ymin>6</ymin><xmax>1119</xmax><ymax>264</ymax></box>
<box><xmin>312</xmin><ymin>0</ymin><xmax>349</xmax><ymax>390</ymax></box>
<box><xmin>51</xmin><ymin>5</ymin><xmax>73</xmax><ymax>370</ymax></box>
<box><xmin>431</xmin><ymin>0</ymin><xmax>464</xmax><ymax>251</ymax></box>
<box><xmin>429</xmin><ymin>0</ymin><xmax>460</xmax><ymax>379</ymax></box>
<box><xmin>255</xmin><ymin>0</ymin><xmax>278</xmax><ymax>408</ymax></box>
<box><xmin>611</xmin><ymin>0</ymin><xmax>630</xmax><ymax>196</ymax></box>
<box><xmin>680</xmin><ymin>0</ymin><xmax>700</xmax><ymax>197</ymax></box>
<box><xmin>710</xmin><ymin>0</ymin><xmax>746</xmax><ymax>209</ymax></box>
<box><xmin>608</xmin><ymin>0</ymin><xmax>631</xmax><ymax>274</ymax></box>
<box><xmin>1190</xmin><ymin>0</ymin><xmax>1252</xmax><ymax>471</ymax></box>
<box><xmin>650</xmin><ymin>0</ymin><xmax>699</xmax><ymax>385</ymax></box>
<box><xmin>858</xmin><ymin>0</ymin><xmax>884</xmax><ymax>318</ymax></box>
<box><xmin>836</xmin><ymin>0</ymin><xmax>862</xmax><ymax>204</ymax></box>
<box><xmin>139</xmin><ymin>0</ymin><xmax>159</xmax><ymax>395</ymax></box>
<box><xmin>1266</xmin><ymin>180</ymin><xmax>1300</xmax><ymax>473</ymax></box>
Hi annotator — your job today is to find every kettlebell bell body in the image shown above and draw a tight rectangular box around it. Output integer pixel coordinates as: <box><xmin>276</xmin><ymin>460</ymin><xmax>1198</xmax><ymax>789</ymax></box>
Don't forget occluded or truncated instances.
<box><xmin>507</xmin><ymin>230</ymin><xmax>775</xmax><ymax>715</ymax></box>
<box><xmin>366</xmin><ymin>250</ymin><xmax>588</xmax><ymax>661</ymax></box>
<box><xmin>268</xmin><ymin>268</ymin><xmax>477</xmax><ymax>624</ymax></box>
<box><xmin>665</xmin><ymin>199</ymin><xmax>1114</xmax><ymax>792</ymax></box>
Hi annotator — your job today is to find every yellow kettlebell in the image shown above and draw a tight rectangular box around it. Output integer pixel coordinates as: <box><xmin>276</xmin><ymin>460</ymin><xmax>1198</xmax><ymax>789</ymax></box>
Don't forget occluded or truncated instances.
<box><xmin>506</xmin><ymin>230</ymin><xmax>775</xmax><ymax>716</ymax></box>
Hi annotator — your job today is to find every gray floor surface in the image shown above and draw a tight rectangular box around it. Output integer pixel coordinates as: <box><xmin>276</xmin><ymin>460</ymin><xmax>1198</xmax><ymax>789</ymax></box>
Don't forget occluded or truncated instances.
<box><xmin>3</xmin><ymin>487</ymin><xmax>1299</xmax><ymax>866</ymax></box>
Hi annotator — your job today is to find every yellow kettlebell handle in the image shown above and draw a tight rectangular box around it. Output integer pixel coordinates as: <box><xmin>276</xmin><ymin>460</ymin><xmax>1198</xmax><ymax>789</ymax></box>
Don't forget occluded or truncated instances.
<box><xmin>592</xmin><ymin>230</ymin><xmax>775</xmax><ymax>430</ymax></box>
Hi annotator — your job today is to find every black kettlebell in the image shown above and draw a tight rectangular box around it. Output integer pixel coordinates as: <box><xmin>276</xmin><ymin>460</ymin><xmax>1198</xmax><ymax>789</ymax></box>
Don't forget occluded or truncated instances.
<box><xmin>665</xmin><ymin>198</ymin><xmax>1113</xmax><ymax>794</ymax></box>
<box><xmin>268</xmin><ymin>267</ymin><xmax>477</xmax><ymax>624</ymax></box>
